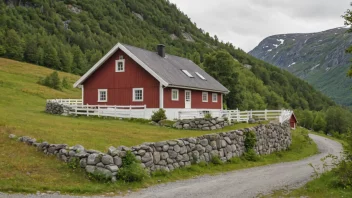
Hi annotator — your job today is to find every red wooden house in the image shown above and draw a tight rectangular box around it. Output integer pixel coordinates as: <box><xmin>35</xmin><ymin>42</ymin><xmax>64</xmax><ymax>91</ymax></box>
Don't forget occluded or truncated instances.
<box><xmin>73</xmin><ymin>43</ymin><xmax>229</xmax><ymax>119</ymax></box>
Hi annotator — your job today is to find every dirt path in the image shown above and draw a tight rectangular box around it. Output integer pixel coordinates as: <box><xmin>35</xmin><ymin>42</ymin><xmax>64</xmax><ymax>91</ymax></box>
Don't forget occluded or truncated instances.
<box><xmin>2</xmin><ymin>134</ymin><xmax>343</xmax><ymax>198</ymax></box>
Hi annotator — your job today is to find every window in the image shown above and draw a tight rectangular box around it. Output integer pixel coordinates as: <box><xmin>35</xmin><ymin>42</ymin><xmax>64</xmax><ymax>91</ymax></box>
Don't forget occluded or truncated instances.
<box><xmin>182</xmin><ymin>69</ymin><xmax>194</xmax><ymax>78</ymax></box>
<box><xmin>202</xmin><ymin>92</ymin><xmax>208</xmax><ymax>102</ymax></box>
<box><xmin>98</xmin><ymin>89</ymin><xmax>107</xmax><ymax>102</ymax></box>
<box><xmin>171</xmin><ymin>89</ymin><xmax>179</xmax><ymax>101</ymax></box>
<box><xmin>119</xmin><ymin>55</ymin><xmax>124</xmax><ymax>60</ymax></box>
<box><xmin>133</xmin><ymin>88</ymin><xmax>143</xmax><ymax>102</ymax></box>
<box><xmin>212</xmin><ymin>93</ymin><xmax>218</xmax><ymax>102</ymax></box>
<box><xmin>115</xmin><ymin>59</ymin><xmax>125</xmax><ymax>72</ymax></box>
<box><xmin>195</xmin><ymin>72</ymin><xmax>206</xmax><ymax>80</ymax></box>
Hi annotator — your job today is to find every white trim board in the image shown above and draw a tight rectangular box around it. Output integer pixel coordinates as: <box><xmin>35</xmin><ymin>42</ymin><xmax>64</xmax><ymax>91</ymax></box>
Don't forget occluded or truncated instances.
<box><xmin>73</xmin><ymin>43</ymin><xmax>169</xmax><ymax>88</ymax></box>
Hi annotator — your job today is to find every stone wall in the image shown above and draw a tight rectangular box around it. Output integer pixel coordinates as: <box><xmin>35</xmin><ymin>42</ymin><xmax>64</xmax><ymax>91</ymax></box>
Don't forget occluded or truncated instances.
<box><xmin>12</xmin><ymin>121</ymin><xmax>291</xmax><ymax>182</ymax></box>
<box><xmin>46</xmin><ymin>102</ymin><xmax>71</xmax><ymax>115</ymax></box>
<box><xmin>173</xmin><ymin>117</ymin><xmax>229</xmax><ymax>130</ymax></box>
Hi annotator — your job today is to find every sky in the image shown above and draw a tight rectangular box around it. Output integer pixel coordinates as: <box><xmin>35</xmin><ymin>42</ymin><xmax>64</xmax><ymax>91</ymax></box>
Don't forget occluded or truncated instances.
<box><xmin>169</xmin><ymin>0</ymin><xmax>351</xmax><ymax>52</ymax></box>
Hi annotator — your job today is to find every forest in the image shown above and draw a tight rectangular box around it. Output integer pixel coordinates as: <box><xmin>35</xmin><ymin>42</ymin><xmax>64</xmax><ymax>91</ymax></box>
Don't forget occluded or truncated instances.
<box><xmin>0</xmin><ymin>0</ymin><xmax>337</xmax><ymax>111</ymax></box>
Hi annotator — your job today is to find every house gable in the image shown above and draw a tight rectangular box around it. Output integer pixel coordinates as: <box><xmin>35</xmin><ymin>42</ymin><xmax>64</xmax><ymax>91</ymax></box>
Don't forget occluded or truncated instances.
<box><xmin>83</xmin><ymin>49</ymin><xmax>160</xmax><ymax>108</ymax></box>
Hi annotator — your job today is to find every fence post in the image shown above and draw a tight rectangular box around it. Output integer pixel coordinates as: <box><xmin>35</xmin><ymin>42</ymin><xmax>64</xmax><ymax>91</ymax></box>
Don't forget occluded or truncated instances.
<box><xmin>143</xmin><ymin>105</ymin><xmax>147</xmax><ymax>119</ymax></box>
<box><xmin>236</xmin><ymin>108</ymin><xmax>240</xmax><ymax>122</ymax></box>
<box><xmin>97</xmin><ymin>105</ymin><xmax>100</xmax><ymax>117</ymax></box>
<box><xmin>265</xmin><ymin>109</ymin><xmax>267</xmax><ymax>120</ymax></box>
<box><xmin>129</xmin><ymin>106</ymin><xmax>132</xmax><ymax>118</ymax></box>
<box><xmin>87</xmin><ymin>105</ymin><xmax>89</xmax><ymax>117</ymax></box>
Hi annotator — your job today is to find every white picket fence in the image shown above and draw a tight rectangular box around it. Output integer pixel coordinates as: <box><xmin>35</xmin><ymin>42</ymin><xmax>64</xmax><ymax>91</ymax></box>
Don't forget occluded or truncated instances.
<box><xmin>67</xmin><ymin>104</ymin><xmax>147</xmax><ymax>118</ymax></box>
<box><xmin>178</xmin><ymin>109</ymin><xmax>292</xmax><ymax>124</ymax></box>
<box><xmin>47</xmin><ymin>99</ymin><xmax>83</xmax><ymax>106</ymax></box>
<box><xmin>47</xmin><ymin>99</ymin><xmax>293</xmax><ymax>123</ymax></box>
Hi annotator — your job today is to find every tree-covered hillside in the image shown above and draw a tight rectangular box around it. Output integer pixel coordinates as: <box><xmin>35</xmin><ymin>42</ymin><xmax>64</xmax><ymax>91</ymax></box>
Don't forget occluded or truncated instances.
<box><xmin>0</xmin><ymin>0</ymin><xmax>334</xmax><ymax>110</ymax></box>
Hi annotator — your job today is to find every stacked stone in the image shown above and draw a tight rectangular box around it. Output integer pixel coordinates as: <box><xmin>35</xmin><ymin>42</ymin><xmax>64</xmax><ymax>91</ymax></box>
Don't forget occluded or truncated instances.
<box><xmin>45</xmin><ymin>102</ymin><xmax>71</xmax><ymax>115</ymax></box>
<box><xmin>17</xmin><ymin>136</ymin><xmax>120</xmax><ymax>182</ymax></box>
<box><xmin>13</xmin><ymin>121</ymin><xmax>292</xmax><ymax>182</ymax></box>
<box><xmin>173</xmin><ymin>117</ymin><xmax>229</xmax><ymax>130</ymax></box>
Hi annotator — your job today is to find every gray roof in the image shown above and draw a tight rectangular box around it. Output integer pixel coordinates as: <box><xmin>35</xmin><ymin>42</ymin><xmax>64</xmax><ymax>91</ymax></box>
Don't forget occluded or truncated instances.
<box><xmin>123</xmin><ymin>44</ymin><xmax>229</xmax><ymax>93</ymax></box>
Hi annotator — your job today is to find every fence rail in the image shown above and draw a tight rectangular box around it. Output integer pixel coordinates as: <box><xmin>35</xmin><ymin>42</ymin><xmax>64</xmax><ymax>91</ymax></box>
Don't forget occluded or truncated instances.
<box><xmin>178</xmin><ymin>109</ymin><xmax>292</xmax><ymax>124</ymax></box>
<box><xmin>47</xmin><ymin>99</ymin><xmax>83</xmax><ymax>106</ymax></box>
<box><xmin>67</xmin><ymin>104</ymin><xmax>147</xmax><ymax>118</ymax></box>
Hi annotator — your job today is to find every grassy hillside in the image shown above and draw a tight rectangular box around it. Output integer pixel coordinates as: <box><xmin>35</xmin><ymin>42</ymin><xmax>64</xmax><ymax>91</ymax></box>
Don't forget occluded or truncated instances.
<box><xmin>0</xmin><ymin>58</ymin><xmax>259</xmax><ymax>150</ymax></box>
<box><xmin>0</xmin><ymin>0</ymin><xmax>335</xmax><ymax>111</ymax></box>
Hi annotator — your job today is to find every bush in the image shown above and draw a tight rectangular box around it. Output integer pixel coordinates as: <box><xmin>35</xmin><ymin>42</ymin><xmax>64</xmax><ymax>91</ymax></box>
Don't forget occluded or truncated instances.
<box><xmin>204</xmin><ymin>113</ymin><xmax>212</xmax><ymax>119</ymax></box>
<box><xmin>67</xmin><ymin>157</ymin><xmax>80</xmax><ymax>169</ymax></box>
<box><xmin>118</xmin><ymin>163</ymin><xmax>149</xmax><ymax>182</ymax></box>
<box><xmin>151</xmin><ymin>108</ymin><xmax>167</xmax><ymax>122</ymax></box>
<box><xmin>62</xmin><ymin>77</ymin><xmax>70</xmax><ymax>89</ymax></box>
<box><xmin>244</xmin><ymin>130</ymin><xmax>256</xmax><ymax>151</ymax></box>
<box><xmin>198</xmin><ymin>161</ymin><xmax>208</xmax><ymax>167</ymax></box>
<box><xmin>242</xmin><ymin>149</ymin><xmax>260</xmax><ymax>162</ymax></box>
<box><xmin>38</xmin><ymin>71</ymin><xmax>62</xmax><ymax>90</ymax></box>
<box><xmin>210</xmin><ymin>155</ymin><xmax>223</xmax><ymax>165</ymax></box>
<box><xmin>122</xmin><ymin>151</ymin><xmax>139</xmax><ymax>167</ymax></box>
<box><xmin>118</xmin><ymin>151</ymin><xmax>149</xmax><ymax>182</ymax></box>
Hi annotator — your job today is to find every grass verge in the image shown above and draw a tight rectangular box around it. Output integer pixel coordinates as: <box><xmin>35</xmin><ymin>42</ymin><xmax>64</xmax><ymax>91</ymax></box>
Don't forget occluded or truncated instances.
<box><xmin>0</xmin><ymin>127</ymin><xmax>318</xmax><ymax>195</ymax></box>
<box><xmin>267</xmin><ymin>130</ymin><xmax>350</xmax><ymax>198</ymax></box>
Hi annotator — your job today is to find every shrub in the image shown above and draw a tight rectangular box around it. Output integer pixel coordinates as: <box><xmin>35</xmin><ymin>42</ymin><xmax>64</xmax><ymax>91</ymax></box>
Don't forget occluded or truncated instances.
<box><xmin>67</xmin><ymin>157</ymin><xmax>80</xmax><ymax>169</ymax></box>
<box><xmin>244</xmin><ymin>130</ymin><xmax>256</xmax><ymax>151</ymax></box>
<box><xmin>210</xmin><ymin>155</ymin><xmax>223</xmax><ymax>165</ymax></box>
<box><xmin>38</xmin><ymin>71</ymin><xmax>62</xmax><ymax>90</ymax></box>
<box><xmin>118</xmin><ymin>163</ymin><xmax>149</xmax><ymax>182</ymax></box>
<box><xmin>151</xmin><ymin>108</ymin><xmax>167</xmax><ymax>122</ymax></box>
<box><xmin>62</xmin><ymin>77</ymin><xmax>70</xmax><ymax>89</ymax></box>
<box><xmin>204</xmin><ymin>113</ymin><xmax>212</xmax><ymax>119</ymax></box>
<box><xmin>242</xmin><ymin>149</ymin><xmax>260</xmax><ymax>162</ymax></box>
<box><xmin>118</xmin><ymin>151</ymin><xmax>149</xmax><ymax>182</ymax></box>
<box><xmin>122</xmin><ymin>151</ymin><xmax>139</xmax><ymax>167</ymax></box>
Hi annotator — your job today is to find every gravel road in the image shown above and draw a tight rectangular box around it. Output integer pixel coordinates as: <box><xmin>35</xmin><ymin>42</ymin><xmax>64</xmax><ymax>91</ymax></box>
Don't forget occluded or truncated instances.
<box><xmin>1</xmin><ymin>134</ymin><xmax>343</xmax><ymax>198</ymax></box>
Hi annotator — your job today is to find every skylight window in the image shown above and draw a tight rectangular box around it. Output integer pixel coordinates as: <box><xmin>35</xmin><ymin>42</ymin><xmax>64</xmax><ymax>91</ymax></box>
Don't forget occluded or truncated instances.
<box><xmin>182</xmin><ymin>70</ymin><xmax>194</xmax><ymax>78</ymax></box>
<box><xmin>195</xmin><ymin>72</ymin><xmax>206</xmax><ymax>80</ymax></box>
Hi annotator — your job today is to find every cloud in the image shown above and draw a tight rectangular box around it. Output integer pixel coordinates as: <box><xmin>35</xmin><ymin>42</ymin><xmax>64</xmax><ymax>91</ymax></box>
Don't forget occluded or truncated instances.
<box><xmin>169</xmin><ymin>0</ymin><xmax>350</xmax><ymax>51</ymax></box>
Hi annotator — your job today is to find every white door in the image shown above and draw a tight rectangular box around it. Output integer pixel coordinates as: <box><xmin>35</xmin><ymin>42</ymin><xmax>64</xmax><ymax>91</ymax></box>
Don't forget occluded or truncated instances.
<box><xmin>185</xmin><ymin>90</ymin><xmax>191</xmax><ymax>109</ymax></box>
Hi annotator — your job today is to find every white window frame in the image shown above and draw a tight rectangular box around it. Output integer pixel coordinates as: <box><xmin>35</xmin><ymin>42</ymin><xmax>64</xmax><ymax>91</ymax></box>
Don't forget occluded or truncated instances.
<box><xmin>133</xmin><ymin>88</ymin><xmax>144</xmax><ymax>102</ymax></box>
<box><xmin>98</xmin><ymin>89</ymin><xmax>108</xmax><ymax>102</ymax></box>
<box><xmin>119</xmin><ymin>55</ymin><xmax>124</xmax><ymax>60</ymax></box>
<box><xmin>115</xmin><ymin>59</ymin><xmax>125</xmax><ymax>72</ymax></box>
<box><xmin>195</xmin><ymin>72</ymin><xmax>206</xmax><ymax>80</ymax></box>
<box><xmin>171</xmin><ymin>89</ymin><xmax>179</xmax><ymax>101</ymax></box>
<box><xmin>202</xmin><ymin>92</ymin><xmax>208</xmax><ymax>102</ymax></box>
<box><xmin>182</xmin><ymin>69</ymin><xmax>194</xmax><ymax>78</ymax></box>
<box><xmin>212</xmin><ymin>93</ymin><xmax>218</xmax><ymax>102</ymax></box>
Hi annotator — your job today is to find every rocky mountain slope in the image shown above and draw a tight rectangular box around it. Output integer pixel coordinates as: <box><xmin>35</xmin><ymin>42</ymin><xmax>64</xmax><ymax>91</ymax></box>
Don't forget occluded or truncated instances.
<box><xmin>249</xmin><ymin>27</ymin><xmax>352</xmax><ymax>107</ymax></box>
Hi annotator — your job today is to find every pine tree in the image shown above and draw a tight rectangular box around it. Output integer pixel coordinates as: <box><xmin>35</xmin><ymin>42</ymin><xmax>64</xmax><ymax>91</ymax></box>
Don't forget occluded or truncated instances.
<box><xmin>44</xmin><ymin>44</ymin><xmax>60</xmax><ymax>69</ymax></box>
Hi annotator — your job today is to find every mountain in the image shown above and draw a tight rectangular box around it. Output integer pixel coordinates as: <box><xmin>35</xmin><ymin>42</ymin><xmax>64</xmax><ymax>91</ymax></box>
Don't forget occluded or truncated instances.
<box><xmin>249</xmin><ymin>27</ymin><xmax>352</xmax><ymax>107</ymax></box>
<box><xmin>0</xmin><ymin>0</ymin><xmax>334</xmax><ymax>111</ymax></box>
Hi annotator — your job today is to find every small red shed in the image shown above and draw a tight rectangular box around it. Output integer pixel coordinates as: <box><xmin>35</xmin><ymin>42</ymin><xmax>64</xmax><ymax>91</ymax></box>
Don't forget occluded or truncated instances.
<box><xmin>290</xmin><ymin>113</ymin><xmax>298</xmax><ymax>129</ymax></box>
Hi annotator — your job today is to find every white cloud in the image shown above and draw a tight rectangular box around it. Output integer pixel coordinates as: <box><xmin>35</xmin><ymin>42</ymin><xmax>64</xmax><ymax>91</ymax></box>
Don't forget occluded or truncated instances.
<box><xmin>169</xmin><ymin>0</ymin><xmax>350</xmax><ymax>51</ymax></box>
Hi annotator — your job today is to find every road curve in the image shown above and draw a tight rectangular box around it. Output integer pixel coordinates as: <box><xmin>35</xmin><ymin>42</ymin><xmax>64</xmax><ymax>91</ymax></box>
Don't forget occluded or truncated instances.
<box><xmin>2</xmin><ymin>134</ymin><xmax>343</xmax><ymax>198</ymax></box>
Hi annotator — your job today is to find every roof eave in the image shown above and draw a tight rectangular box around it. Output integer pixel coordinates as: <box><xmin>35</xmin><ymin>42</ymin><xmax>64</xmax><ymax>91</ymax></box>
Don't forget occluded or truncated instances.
<box><xmin>167</xmin><ymin>85</ymin><xmax>230</xmax><ymax>94</ymax></box>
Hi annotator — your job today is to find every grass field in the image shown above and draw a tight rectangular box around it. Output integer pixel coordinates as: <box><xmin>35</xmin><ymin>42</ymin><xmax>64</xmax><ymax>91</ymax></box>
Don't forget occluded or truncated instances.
<box><xmin>0</xmin><ymin>58</ymin><xmax>319</xmax><ymax>195</ymax></box>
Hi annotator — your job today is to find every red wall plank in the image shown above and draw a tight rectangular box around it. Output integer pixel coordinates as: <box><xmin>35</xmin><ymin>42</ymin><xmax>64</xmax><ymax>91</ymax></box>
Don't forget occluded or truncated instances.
<box><xmin>83</xmin><ymin>49</ymin><xmax>160</xmax><ymax>108</ymax></box>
